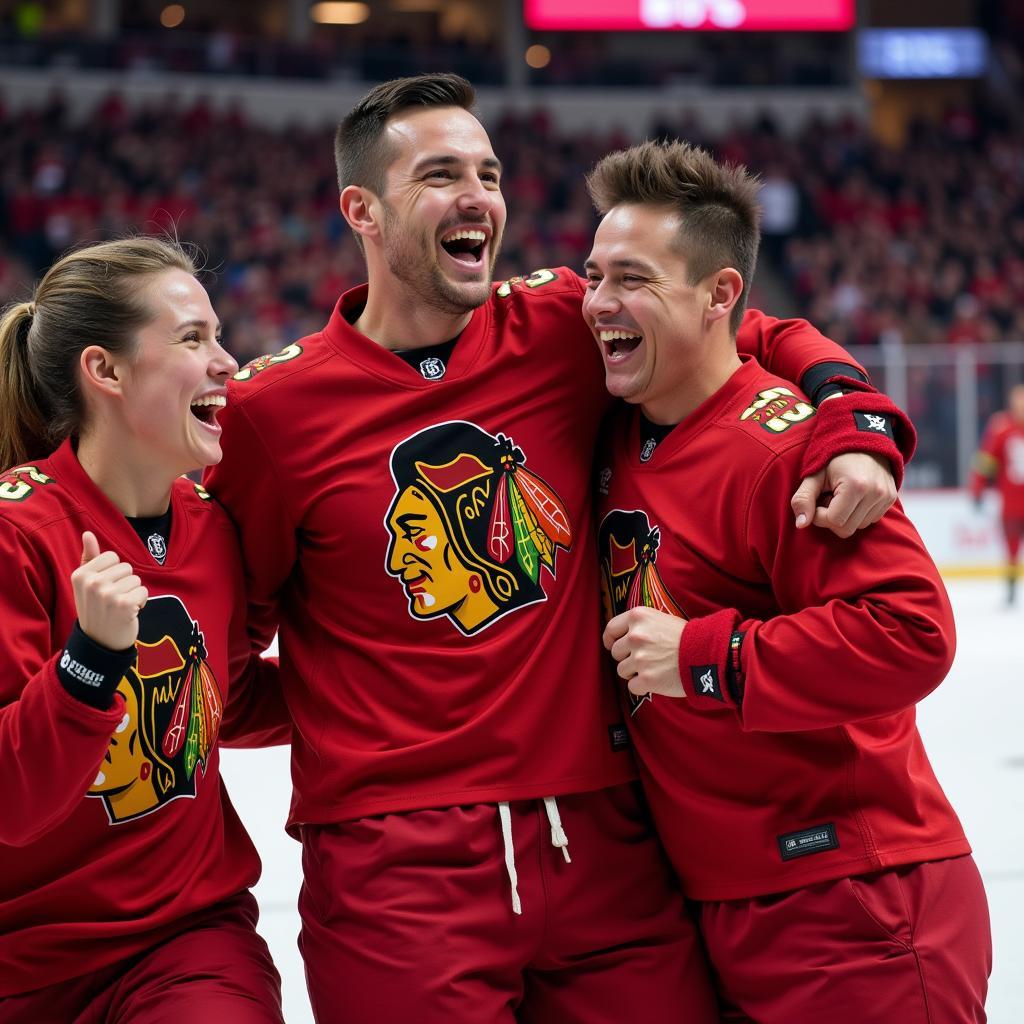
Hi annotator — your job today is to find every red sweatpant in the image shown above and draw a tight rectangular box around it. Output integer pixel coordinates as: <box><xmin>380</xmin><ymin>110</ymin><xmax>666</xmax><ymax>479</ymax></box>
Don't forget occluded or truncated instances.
<box><xmin>0</xmin><ymin>893</ymin><xmax>283</xmax><ymax>1024</ymax></box>
<box><xmin>699</xmin><ymin>855</ymin><xmax>992</xmax><ymax>1023</ymax></box>
<box><xmin>299</xmin><ymin>783</ymin><xmax>718</xmax><ymax>1024</ymax></box>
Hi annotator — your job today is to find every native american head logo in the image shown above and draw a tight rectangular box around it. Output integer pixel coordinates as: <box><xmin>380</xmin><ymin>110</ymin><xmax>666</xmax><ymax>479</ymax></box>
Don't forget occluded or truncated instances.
<box><xmin>385</xmin><ymin>420</ymin><xmax>573</xmax><ymax>636</ymax></box>
<box><xmin>599</xmin><ymin>510</ymin><xmax>685</xmax><ymax>714</ymax></box>
<box><xmin>87</xmin><ymin>595</ymin><xmax>222</xmax><ymax>824</ymax></box>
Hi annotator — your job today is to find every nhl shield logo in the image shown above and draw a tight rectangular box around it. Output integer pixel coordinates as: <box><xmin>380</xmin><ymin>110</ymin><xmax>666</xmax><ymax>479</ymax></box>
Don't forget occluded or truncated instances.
<box><xmin>419</xmin><ymin>356</ymin><xmax>446</xmax><ymax>381</ymax></box>
<box><xmin>147</xmin><ymin>532</ymin><xmax>167</xmax><ymax>565</ymax></box>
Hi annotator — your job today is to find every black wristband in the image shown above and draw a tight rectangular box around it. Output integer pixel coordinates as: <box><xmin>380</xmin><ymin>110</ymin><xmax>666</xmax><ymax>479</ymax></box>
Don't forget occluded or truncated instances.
<box><xmin>726</xmin><ymin>630</ymin><xmax>746</xmax><ymax>705</ymax></box>
<box><xmin>800</xmin><ymin>362</ymin><xmax>869</xmax><ymax>406</ymax></box>
<box><xmin>56</xmin><ymin>622</ymin><xmax>136</xmax><ymax>711</ymax></box>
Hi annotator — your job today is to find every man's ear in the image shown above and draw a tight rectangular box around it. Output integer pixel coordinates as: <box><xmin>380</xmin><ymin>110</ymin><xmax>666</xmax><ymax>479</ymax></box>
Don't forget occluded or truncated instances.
<box><xmin>79</xmin><ymin>345</ymin><xmax>124</xmax><ymax>401</ymax></box>
<box><xmin>340</xmin><ymin>185</ymin><xmax>383</xmax><ymax>247</ymax></box>
<box><xmin>706</xmin><ymin>268</ymin><xmax>743</xmax><ymax>325</ymax></box>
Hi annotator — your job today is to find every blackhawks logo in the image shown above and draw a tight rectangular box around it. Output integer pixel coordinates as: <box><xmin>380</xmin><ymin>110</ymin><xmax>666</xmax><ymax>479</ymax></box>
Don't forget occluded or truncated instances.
<box><xmin>385</xmin><ymin>420</ymin><xmax>573</xmax><ymax>636</ymax></box>
<box><xmin>599</xmin><ymin>510</ymin><xmax>685</xmax><ymax>714</ymax></box>
<box><xmin>87</xmin><ymin>595</ymin><xmax>222</xmax><ymax>824</ymax></box>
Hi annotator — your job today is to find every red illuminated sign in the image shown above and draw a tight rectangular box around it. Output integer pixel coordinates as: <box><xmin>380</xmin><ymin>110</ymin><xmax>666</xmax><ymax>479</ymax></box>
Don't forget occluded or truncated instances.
<box><xmin>524</xmin><ymin>0</ymin><xmax>854</xmax><ymax>31</ymax></box>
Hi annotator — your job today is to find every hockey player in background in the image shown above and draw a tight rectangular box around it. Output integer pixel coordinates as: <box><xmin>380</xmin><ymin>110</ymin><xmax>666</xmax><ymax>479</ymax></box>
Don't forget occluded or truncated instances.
<box><xmin>588</xmin><ymin>140</ymin><xmax>991</xmax><ymax>1022</ymax></box>
<box><xmin>971</xmin><ymin>382</ymin><xmax>1024</xmax><ymax>605</ymax></box>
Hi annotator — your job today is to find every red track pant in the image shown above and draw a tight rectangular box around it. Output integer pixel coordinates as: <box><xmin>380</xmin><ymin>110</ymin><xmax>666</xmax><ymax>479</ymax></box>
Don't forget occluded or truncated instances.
<box><xmin>299</xmin><ymin>783</ymin><xmax>719</xmax><ymax>1023</ymax></box>
<box><xmin>699</xmin><ymin>855</ymin><xmax>992</xmax><ymax>1023</ymax></box>
<box><xmin>0</xmin><ymin>893</ymin><xmax>282</xmax><ymax>1024</ymax></box>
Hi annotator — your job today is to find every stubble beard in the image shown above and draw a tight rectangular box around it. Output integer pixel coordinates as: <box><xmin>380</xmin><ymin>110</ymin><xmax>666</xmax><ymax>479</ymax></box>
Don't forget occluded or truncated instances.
<box><xmin>382</xmin><ymin>207</ymin><xmax>501</xmax><ymax>317</ymax></box>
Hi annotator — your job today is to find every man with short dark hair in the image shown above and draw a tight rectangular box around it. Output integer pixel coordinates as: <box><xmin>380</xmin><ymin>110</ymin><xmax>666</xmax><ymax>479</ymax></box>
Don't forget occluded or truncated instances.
<box><xmin>590</xmin><ymin>139</ymin><xmax>990</xmax><ymax>1022</ymax></box>
<box><xmin>208</xmin><ymin>75</ymin><xmax>916</xmax><ymax>1022</ymax></box>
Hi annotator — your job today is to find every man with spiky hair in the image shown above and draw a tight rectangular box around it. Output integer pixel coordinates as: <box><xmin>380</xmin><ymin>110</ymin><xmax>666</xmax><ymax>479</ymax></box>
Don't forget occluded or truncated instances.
<box><xmin>208</xmin><ymin>73</ymin><xmax>916</xmax><ymax>1022</ymax></box>
<box><xmin>589</xmin><ymin>140</ymin><xmax>990</xmax><ymax>1022</ymax></box>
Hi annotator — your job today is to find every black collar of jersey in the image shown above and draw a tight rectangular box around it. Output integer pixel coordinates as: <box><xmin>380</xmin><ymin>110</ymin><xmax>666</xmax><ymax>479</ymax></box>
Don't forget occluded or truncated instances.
<box><xmin>638</xmin><ymin>413</ymin><xmax>675</xmax><ymax>463</ymax></box>
<box><xmin>344</xmin><ymin>300</ymin><xmax>459</xmax><ymax>382</ymax></box>
<box><xmin>392</xmin><ymin>337</ymin><xmax>459</xmax><ymax>381</ymax></box>
<box><xmin>126</xmin><ymin>506</ymin><xmax>172</xmax><ymax>566</ymax></box>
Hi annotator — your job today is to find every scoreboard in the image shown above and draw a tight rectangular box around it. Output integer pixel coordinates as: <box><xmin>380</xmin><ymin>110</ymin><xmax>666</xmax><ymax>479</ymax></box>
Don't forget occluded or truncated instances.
<box><xmin>524</xmin><ymin>0</ymin><xmax>854</xmax><ymax>32</ymax></box>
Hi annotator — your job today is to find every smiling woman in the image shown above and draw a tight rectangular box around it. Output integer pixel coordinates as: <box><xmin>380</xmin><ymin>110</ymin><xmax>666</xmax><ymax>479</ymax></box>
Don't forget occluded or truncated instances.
<box><xmin>0</xmin><ymin>238</ymin><xmax>288</xmax><ymax>1021</ymax></box>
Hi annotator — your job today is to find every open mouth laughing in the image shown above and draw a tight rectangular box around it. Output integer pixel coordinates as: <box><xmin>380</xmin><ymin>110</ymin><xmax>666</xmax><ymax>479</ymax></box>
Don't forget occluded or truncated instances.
<box><xmin>439</xmin><ymin>227</ymin><xmax>489</xmax><ymax>271</ymax></box>
<box><xmin>189</xmin><ymin>392</ymin><xmax>226</xmax><ymax>431</ymax></box>
<box><xmin>599</xmin><ymin>329</ymin><xmax>644</xmax><ymax>362</ymax></box>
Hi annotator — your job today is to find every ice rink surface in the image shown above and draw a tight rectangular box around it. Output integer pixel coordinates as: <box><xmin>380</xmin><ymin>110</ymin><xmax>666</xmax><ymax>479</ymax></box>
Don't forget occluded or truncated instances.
<box><xmin>220</xmin><ymin>578</ymin><xmax>1024</xmax><ymax>1023</ymax></box>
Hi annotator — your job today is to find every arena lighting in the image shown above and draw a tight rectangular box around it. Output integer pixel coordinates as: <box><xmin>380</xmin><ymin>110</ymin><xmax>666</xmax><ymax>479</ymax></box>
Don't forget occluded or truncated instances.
<box><xmin>524</xmin><ymin>0</ymin><xmax>854</xmax><ymax>31</ymax></box>
<box><xmin>311</xmin><ymin>2</ymin><xmax>371</xmax><ymax>25</ymax></box>
<box><xmin>525</xmin><ymin>44</ymin><xmax>552</xmax><ymax>68</ymax></box>
<box><xmin>159</xmin><ymin>4</ymin><xmax>185</xmax><ymax>28</ymax></box>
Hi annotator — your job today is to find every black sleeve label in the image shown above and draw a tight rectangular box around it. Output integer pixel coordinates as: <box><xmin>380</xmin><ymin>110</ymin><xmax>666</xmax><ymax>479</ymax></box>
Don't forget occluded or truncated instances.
<box><xmin>608</xmin><ymin>724</ymin><xmax>631</xmax><ymax>752</ymax></box>
<box><xmin>853</xmin><ymin>411</ymin><xmax>895</xmax><ymax>439</ymax></box>
<box><xmin>690</xmin><ymin>664</ymin><xmax>725</xmax><ymax>702</ymax></box>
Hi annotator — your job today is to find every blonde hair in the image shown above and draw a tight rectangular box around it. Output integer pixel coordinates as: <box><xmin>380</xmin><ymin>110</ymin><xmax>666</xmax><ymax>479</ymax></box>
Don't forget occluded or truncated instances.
<box><xmin>0</xmin><ymin>237</ymin><xmax>197</xmax><ymax>469</ymax></box>
<box><xmin>586</xmin><ymin>140</ymin><xmax>761</xmax><ymax>333</ymax></box>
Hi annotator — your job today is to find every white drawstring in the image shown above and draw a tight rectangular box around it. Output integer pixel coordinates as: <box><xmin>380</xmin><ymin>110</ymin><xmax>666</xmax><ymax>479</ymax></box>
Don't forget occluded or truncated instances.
<box><xmin>497</xmin><ymin>797</ymin><xmax>573</xmax><ymax>915</ymax></box>
<box><xmin>543</xmin><ymin>796</ymin><xmax>572</xmax><ymax>863</ymax></box>
<box><xmin>498</xmin><ymin>801</ymin><xmax>523</xmax><ymax>916</ymax></box>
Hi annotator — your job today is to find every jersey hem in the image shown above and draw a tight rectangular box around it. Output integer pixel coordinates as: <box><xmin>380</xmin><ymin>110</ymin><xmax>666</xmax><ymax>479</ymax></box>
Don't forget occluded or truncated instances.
<box><xmin>284</xmin><ymin>767</ymin><xmax>639</xmax><ymax>835</ymax></box>
<box><xmin>680</xmin><ymin>837</ymin><xmax>972</xmax><ymax>901</ymax></box>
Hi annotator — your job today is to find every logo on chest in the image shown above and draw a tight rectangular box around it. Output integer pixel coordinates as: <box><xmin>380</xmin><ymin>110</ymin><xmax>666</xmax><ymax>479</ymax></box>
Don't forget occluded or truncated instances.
<box><xmin>385</xmin><ymin>420</ymin><xmax>574</xmax><ymax>636</ymax></box>
<box><xmin>598</xmin><ymin>509</ymin><xmax>686</xmax><ymax>715</ymax></box>
<box><xmin>87</xmin><ymin>595</ymin><xmax>222</xmax><ymax>825</ymax></box>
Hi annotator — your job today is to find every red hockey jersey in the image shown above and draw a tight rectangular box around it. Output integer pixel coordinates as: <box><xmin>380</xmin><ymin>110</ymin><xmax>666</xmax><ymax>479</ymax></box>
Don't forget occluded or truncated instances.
<box><xmin>970</xmin><ymin>411</ymin><xmax>1024</xmax><ymax>519</ymax></box>
<box><xmin>206</xmin><ymin>268</ymin><xmax>865</xmax><ymax>830</ymax></box>
<box><xmin>597</xmin><ymin>358</ymin><xmax>968</xmax><ymax>901</ymax></box>
<box><xmin>0</xmin><ymin>440</ymin><xmax>284</xmax><ymax>997</ymax></box>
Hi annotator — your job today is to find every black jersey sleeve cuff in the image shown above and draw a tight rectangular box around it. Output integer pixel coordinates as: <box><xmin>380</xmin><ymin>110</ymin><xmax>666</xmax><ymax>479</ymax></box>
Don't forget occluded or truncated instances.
<box><xmin>57</xmin><ymin>622</ymin><xmax>136</xmax><ymax>711</ymax></box>
<box><xmin>800</xmin><ymin>361</ymin><xmax>869</xmax><ymax>406</ymax></box>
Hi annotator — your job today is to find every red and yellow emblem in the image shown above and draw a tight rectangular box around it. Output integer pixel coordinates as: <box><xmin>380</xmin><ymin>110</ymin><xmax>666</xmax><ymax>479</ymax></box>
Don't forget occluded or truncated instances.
<box><xmin>385</xmin><ymin>421</ymin><xmax>573</xmax><ymax>636</ymax></box>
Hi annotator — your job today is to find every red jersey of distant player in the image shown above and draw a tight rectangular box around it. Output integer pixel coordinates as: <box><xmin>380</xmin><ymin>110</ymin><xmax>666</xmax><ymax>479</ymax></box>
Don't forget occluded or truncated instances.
<box><xmin>205</xmin><ymin>268</ymin><xmax>863</xmax><ymax>832</ymax></box>
<box><xmin>970</xmin><ymin>409</ymin><xmax>1024</xmax><ymax>522</ymax></box>
<box><xmin>597</xmin><ymin>358</ymin><xmax>967</xmax><ymax>901</ymax></box>
<box><xmin>0</xmin><ymin>440</ymin><xmax>286</xmax><ymax>997</ymax></box>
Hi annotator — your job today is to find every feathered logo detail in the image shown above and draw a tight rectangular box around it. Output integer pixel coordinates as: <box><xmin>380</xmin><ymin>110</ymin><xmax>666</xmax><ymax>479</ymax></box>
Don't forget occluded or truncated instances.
<box><xmin>386</xmin><ymin>421</ymin><xmax>574</xmax><ymax>636</ymax></box>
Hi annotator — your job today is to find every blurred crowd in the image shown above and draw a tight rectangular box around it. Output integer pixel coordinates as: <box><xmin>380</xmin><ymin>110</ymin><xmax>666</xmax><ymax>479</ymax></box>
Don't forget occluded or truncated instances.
<box><xmin>740</xmin><ymin>105</ymin><xmax>1024</xmax><ymax>350</ymax></box>
<box><xmin>1</xmin><ymin>92</ymin><xmax>1022</xmax><ymax>370</ymax></box>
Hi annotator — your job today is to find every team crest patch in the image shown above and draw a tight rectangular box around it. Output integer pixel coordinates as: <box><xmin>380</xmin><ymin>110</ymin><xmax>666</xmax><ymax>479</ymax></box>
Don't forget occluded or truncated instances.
<box><xmin>87</xmin><ymin>595</ymin><xmax>222</xmax><ymax>824</ymax></box>
<box><xmin>233</xmin><ymin>343</ymin><xmax>303</xmax><ymax>382</ymax></box>
<box><xmin>599</xmin><ymin>509</ymin><xmax>686</xmax><ymax>715</ymax></box>
<box><xmin>495</xmin><ymin>268</ymin><xmax>558</xmax><ymax>298</ymax></box>
<box><xmin>146</xmin><ymin>533</ymin><xmax>167</xmax><ymax>565</ymax></box>
<box><xmin>739</xmin><ymin>387</ymin><xmax>815</xmax><ymax>434</ymax></box>
<box><xmin>384</xmin><ymin>420</ymin><xmax>573</xmax><ymax>636</ymax></box>
<box><xmin>0</xmin><ymin>464</ymin><xmax>54</xmax><ymax>503</ymax></box>
<box><xmin>419</xmin><ymin>356</ymin><xmax>446</xmax><ymax>381</ymax></box>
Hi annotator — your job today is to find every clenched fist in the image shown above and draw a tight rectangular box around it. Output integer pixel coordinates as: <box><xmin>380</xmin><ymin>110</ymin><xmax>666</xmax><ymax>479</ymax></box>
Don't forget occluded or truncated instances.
<box><xmin>70</xmin><ymin>531</ymin><xmax>148</xmax><ymax>652</ymax></box>
<box><xmin>603</xmin><ymin>606</ymin><xmax>688</xmax><ymax>699</ymax></box>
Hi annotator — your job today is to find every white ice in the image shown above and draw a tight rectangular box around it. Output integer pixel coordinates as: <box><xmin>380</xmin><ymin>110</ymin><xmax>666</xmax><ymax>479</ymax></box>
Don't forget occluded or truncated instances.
<box><xmin>220</xmin><ymin>577</ymin><xmax>1023</xmax><ymax>1023</ymax></box>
